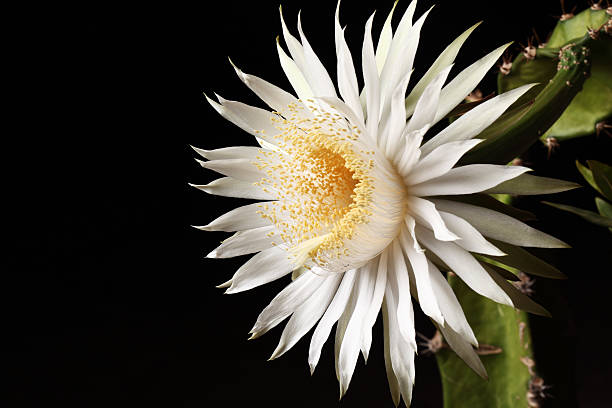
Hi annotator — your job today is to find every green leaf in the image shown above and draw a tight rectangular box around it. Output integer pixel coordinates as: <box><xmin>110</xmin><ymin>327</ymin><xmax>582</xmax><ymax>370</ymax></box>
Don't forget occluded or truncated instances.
<box><xmin>436</xmin><ymin>274</ymin><xmax>534</xmax><ymax>408</ymax></box>
<box><xmin>576</xmin><ymin>160</ymin><xmax>602</xmax><ymax>194</ymax></box>
<box><xmin>487</xmin><ymin>240</ymin><xmax>567</xmax><ymax>279</ymax></box>
<box><xmin>595</xmin><ymin>197</ymin><xmax>612</xmax><ymax>218</ymax></box>
<box><xmin>588</xmin><ymin>160</ymin><xmax>612</xmax><ymax>201</ymax></box>
<box><xmin>484</xmin><ymin>173</ymin><xmax>581</xmax><ymax>195</ymax></box>
<box><xmin>436</xmin><ymin>194</ymin><xmax>536</xmax><ymax>221</ymax></box>
<box><xmin>543</xmin><ymin>201</ymin><xmax>612</xmax><ymax>227</ymax></box>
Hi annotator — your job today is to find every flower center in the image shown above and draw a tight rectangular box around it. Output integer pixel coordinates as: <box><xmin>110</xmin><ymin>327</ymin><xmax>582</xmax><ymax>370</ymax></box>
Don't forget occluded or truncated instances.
<box><xmin>254</xmin><ymin>101</ymin><xmax>405</xmax><ymax>272</ymax></box>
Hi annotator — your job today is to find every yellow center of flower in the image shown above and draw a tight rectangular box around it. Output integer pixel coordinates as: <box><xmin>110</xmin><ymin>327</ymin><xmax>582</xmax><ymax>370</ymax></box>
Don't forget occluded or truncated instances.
<box><xmin>253</xmin><ymin>101</ymin><xmax>375</xmax><ymax>268</ymax></box>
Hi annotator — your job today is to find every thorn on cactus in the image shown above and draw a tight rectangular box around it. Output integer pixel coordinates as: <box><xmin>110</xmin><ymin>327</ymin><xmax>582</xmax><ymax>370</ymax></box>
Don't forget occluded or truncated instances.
<box><xmin>559</xmin><ymin>0</ymin><xmax>576</xmax><ymax>20</ymax></box>
<box><xmin>595</xmin><ymin>120</ymin><xmax>612</xmax><ymax>137</ymax></box>
<box><xmin>588</xmin><ymin>27</ymin><xmax>600</xmax><ymax>39</ymax></box>
<box><xmin>590</xmin><ymin>0</ymin><xmax>603</xmax><ymax>10</ymax></box>
<box><xmin>499</xmin><ymin>54</ymin><xmax>513</xmax><ymax>75</ymax></box>
<box><xmin>522</xmin><ymin>38</ymin><xmax>537</xmax><ymax>60</ymax></box>
<box><xmin>545</xmin><ymin>137</ymin><xmax>560</xmax><ymax>159</ymax></box>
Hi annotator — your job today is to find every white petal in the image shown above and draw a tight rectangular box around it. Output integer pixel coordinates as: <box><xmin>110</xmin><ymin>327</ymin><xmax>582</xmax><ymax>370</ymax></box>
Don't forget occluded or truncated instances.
<box><xmin>360</xmin><ymin>255</ymin><xmax>386</xmax><ymax>361</ymax></box>
<box><xmin>206</xmin><ymin>225</ymin><xmax>276</xmax><ymax>258</ymax></box>
<box><xmin>204</xmin><ymin>94</ymin><xmax>280</xmax><ymax>146</ymax></box>
<box><xmin>196</xmin><ymin>202</ymin><xmax>271</xmax><ymax>232</ymax></box>
<box><xmin>434</xmin><ymin>42</ymin><xmax>512</xmax><ymax>123</ymax></box>
<box><xmin>335</xmin><ymin>3</ymin><xmax>363</xmax><ymax>122</ymax></box>
<box><xmin>427</xmin><ymin>260</ymin><xmax>478</xmax><ymax>346</ymax></box>
<box><xmin>378</xmin><ymin>0</ymin><xmax>417</xmax><ymax>85</ymax></box>
<box><xmin>226</xmin><ymin>246</ymin><xmax>295</xmax><ymax>295</ymax></box>
<box><xmin>404</xmin><ymin>215</ymin><xmax>423</xmax><ymax>252</ymax></box>
<box><xmin>431</xmin><ymin>199</ymin><xmax>569</xmax><ymax>248</ymax></box>
<box><xmin>399</xmin><ymin>227</ymin><xmax>444</xmax><ymax>325</ymax></box>
<box><xmin>374</xmin><ymin>1</ymin><xmax>397</xmax><ymax>73</ymax></box>
<box><xmin>338</xmin><ymin>264</ymin><xmax>375</xmax><ymax>396</ymax></box>
<box><xmin>404</xmin><ymin>65</ymin><xmax>453</xmax><ymax>133</ymax></box>
<box><xmin>409</xmin><ymin>164</ymin><xmax>530</xmax><ymax>196</ymax></box>
<box><xmin>382</xmin><ymin>298</ymin><xmax>401</xmax><ymax>407</ymax></box>
<box><xmin>279</xmin><ymin>6</ymin><xmax>306</xmax><ymax>71</ymax></box>
<box><xmin>384</xmin><ymin>277</ymin><xmax>416</xmax><ymax>406</ymax></box>
<box><xmin>309</xmin><ymin>269</ymin><xmax>356</xmax><ymax>374</ymax></box>
<box><xmin>405</xmin><ymin>196</ymin><xmax>459</xmax><ymax>241</ymax></box>
<box><xmin>408</xmin><ymin>139</ymin><xmax>483</xmax><ymax>185</ymax></box>
<box><xmin>416</xmin><ymin>225</ymin><xmax>513</xmax><ymax>306</ymax></box>
<box><xmin>231</xmin><ymin>61</ymin><xmax>298</xmax><ymax>113</ymax></box>
<box><xmin>297</xmin><ymin>14</ymin><xmax>337</xmax><ymax>98</ymax></box>
<box><xmin>389</xmin><ymin>240</ymin><xmax>417</xmax><ymax>349</ymax></box>
<box><xmin>439</xmin><ymin>324</ymin><xmax>487</xmax><ymax>379</ymax></box>
<box><xmin>380</xmin><ymin>6</ymin><xmax>431</xmax><ymax>110</ymax></box>
<box><xmin>395</xmin><ymin>126</ymin><xmax>428</xmax><ymax>176</ymax></box>
<box><xmin>249</xmin><ymin>270</ymin><xmax>326</xmax><ymax>338</ymax></box>
<box><xmin>192</xmin><ymin>145</ymin><xmax>263</xmax><ymax>161</ymax></box>
<box><xmin>197</xmin><ymin>158</ymin><xmax>264</xmax><ymax>183</ymax></box>
<box><xmin>439</xmin><ymin>211</ymin><xmax>505</xmax><ymax>256</ymax></box>
<box><xmin>190</xmin><ymin>177</ymin><xmax>273</xmax><ymax>200</ymax></box>
<box><xmin>421</xmin><ymin>83</ymin><xmax>537</xmax><ymax>156</ymax></box>
<box><xmin>276</xmin><ymin>37</ymin><xmax>313</xmax><ymax>100</ymax></box>
<box><xmin>380</xmin><ymin>69</ymin><xmax>413</xmax><ymax>156</ymax></box>
<box><xmin>270</xmin><ymin>273</ymin><xmax>342</xmax><ymax>359</ymax></box>
<box><xmin>362</xmin><ymin>13</ymin><xmax>381</xmax><ymax>141</ymax></box>
<box><xmin>405</xmin><ymin>21</ymin><xmax>481</xmax><ymax>117</ymax></box>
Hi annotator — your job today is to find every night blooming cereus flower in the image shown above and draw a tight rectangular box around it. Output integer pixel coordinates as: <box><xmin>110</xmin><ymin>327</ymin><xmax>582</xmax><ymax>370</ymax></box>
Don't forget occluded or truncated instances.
<box><xmin>193</xmin><ymin>1</ymin><xmax>568</xmax><ymax>405</ymax></box>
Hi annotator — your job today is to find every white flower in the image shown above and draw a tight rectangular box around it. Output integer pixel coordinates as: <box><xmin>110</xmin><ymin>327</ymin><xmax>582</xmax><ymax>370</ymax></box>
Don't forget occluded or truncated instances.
<box><xmin>193</xmin><ymin>1</ymin><xmax>566</xmax><ymax>405</ymax></box>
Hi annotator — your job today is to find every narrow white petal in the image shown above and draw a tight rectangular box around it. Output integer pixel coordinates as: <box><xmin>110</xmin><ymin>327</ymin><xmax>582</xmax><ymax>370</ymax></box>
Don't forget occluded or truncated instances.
<box><xmin>379</xmin><ymin>0</ymin><xmax>417</xmax><ymax>77</ymax></box>
<box><xmin>404</xmin><ymin>65</ymin><xmax>453</xmax><ymax>133</ymax></box>
<box><xmin>384</xmin><ymin>278</ymin><xmax>416</xmax><ymax>405</ymax></box>
<box><xmin>374</xmin><ymin>1</ymin><xmax>397</xmax><ymax>73</ymax></box>
<box><xmin>362</xmin><ymin>13</ymin><xmax>381</xmax><ymax>140</ymax></box>
<box><xmin>405</xmin><ymin>196</ymin><xmax>459</xmax><ymax>241</ymax></box>
<box><xmin>381</xmin><ymin>69</ymin><xmax>412</xmax><ymax>156</ymax></box>
<box><xmin>432</xmin><ymin>199</ymin><xmax>569</xmax><ymax>248</ymax></box>
<box><xmin>382</xmin><ymin>299</ymin><xmax>401</xmax><ymax>407</ymax></box>
<box><xmin>231</xmin><ymin>62</ymin><xmax>298</xmax><ymax>113</ymax></box>
<box><xmin>338</xmin><ymin>264</ymin><xmax>375</xmax><ymax>396</ymax></box>
<box><xmin>297</xmin><ymin>14</ymin><xmax>337</xmax><ymax>98</ymax></box>
<box><xmin>380</xmin><ymin>6</ymin><xmax>431</xmax><ymax>110</ymax></box>
<box><xmin>416</xmin><ymin>225</ymin><xmax>513</xmax><ymax>306</ymax></box>
<box><xmin>395</xmin><ymin>126</ymin><xmax>428</xmax><ymax>176</ymax></box>
<box><xmin>204</xmin><ymin>94</ymin><xmax>280</xmax><ymax>146</ymax></box>
<box><xmin>389</xmin><ymin>240</ymin><xmax>417</xmax><ymax>349</ymax></box>
<box><xmin>408</xmin><ymin>139</ymin><xmax>483</xmax><ymax>185</ymax></box>
<box><xmin>192</xmin><ymin>145</ymin><xmax>263</xmax><ymax>161</ymax></box>
<box><xmin>279</xmin><ymin>6</ymin><xmax>306</xmax><ymax>70</ymax></box>
<box><xmin>439</xmin><ymin>211</ymin><xmax>505</xmax><ymax>256</ymax></box>
<box><xmin>439</xmin><ymin>324</ymin><xmax>487</xmax><ymax>379</ymax></box>
<box><xmin>404</xmin><ymin>215</ymin><xmax>423</xmax><ymax>252</ymax></box>
<box><xmin>421</xmin><ymin>84</ymin><xmax>537</xmax><ymax>156</ymax></box>
<box><xmin>409</xmin><ymin>164</ymin><xmax>530</xmax><ymax>196</ymax></box>
<box><xmin>309</xmin><ymin>269</ymin><xmax>357</xmax><ymax>373</ymax></box>
<box><xmin>270</xmin><ymin>274</ymin><xmax>342</xmax><ymax>359</ymax></box>
<box><xmin>335</xmin><ymin>3</ymin><xmax>363</xmax><ymax>122</ymax></box>
<box><xmin>335</xmin><ymin>279</ymin><xmax>358</xmax><ymax>383</ymax></box>
<box><xmin>434</xmin><ymin>42</ymin><xmax>511</xmax><ymax>123</ymax></box>
<box><xmin>197</xmin><ymin>158</ymin><xmax>263</xmax><ymax>183</ymax></box>
<box><xmin>226</xmin><ymin>246</ymin><xmax>295</xmax><ymax>295</ymax></box>
<box><xmin>427</xmin><ymin>260</ymin><xmax>478</xmax><ymax>346</ymax></box>
<box><xmin>190</xmin><ymin>177</ymin><xmax>273</xmax><ymax>200</ymax></box>
<box><xmin>361</xmin><ymin>255</ymin><xmax>386</xmax><ymax>361</ymax></box>
<box><xmin>399</xmin><ymin>227</ymin><xmax>444</xmax><ymax>325</ymax></box>
<box><xmin>196</xmin><ymin>202</ymin><xmax>271</xmax><ymax>232</ymax></box>
<box><xmin>249</xmin><ymin>269</ymin><xmax>325</xmax><ymax>336</ymax></box>
<box><xmin>276</xmin><ymin>38</ymin><xmax>313</xmax><ymax>100</ymax></box>
<box><xmin>206</xmin><ymin>225</ymin><xmax>276</xmax><ymax>258</ymax></box>
<box><xmin>405</xmin><ymin>22</ymin><xmax>481</xmax><ymax>117</ymax></box>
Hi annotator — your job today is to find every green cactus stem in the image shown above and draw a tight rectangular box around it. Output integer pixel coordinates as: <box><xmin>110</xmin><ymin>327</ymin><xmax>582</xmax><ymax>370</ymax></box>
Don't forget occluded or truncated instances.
<box><xmin>436</xmin><ymin>273</ymin><xmax>541</xmax><ymax>408</ymax></box>
<box><xmin>461</xmin><ymin>38</ymin><xmax>592</xmax><ymax>165</ymax></box>
<box><xmin>498</xmin><ymin>7</ymin><xmax>612</xmax><ymax>141</ymax></box>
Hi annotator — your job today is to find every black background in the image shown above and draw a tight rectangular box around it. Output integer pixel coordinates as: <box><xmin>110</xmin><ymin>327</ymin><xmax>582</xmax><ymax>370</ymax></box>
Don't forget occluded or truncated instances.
<box><xmin>7</xmin><ymin>0</ymin><xmax>612</xmax><ymax>406</ymax></box>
